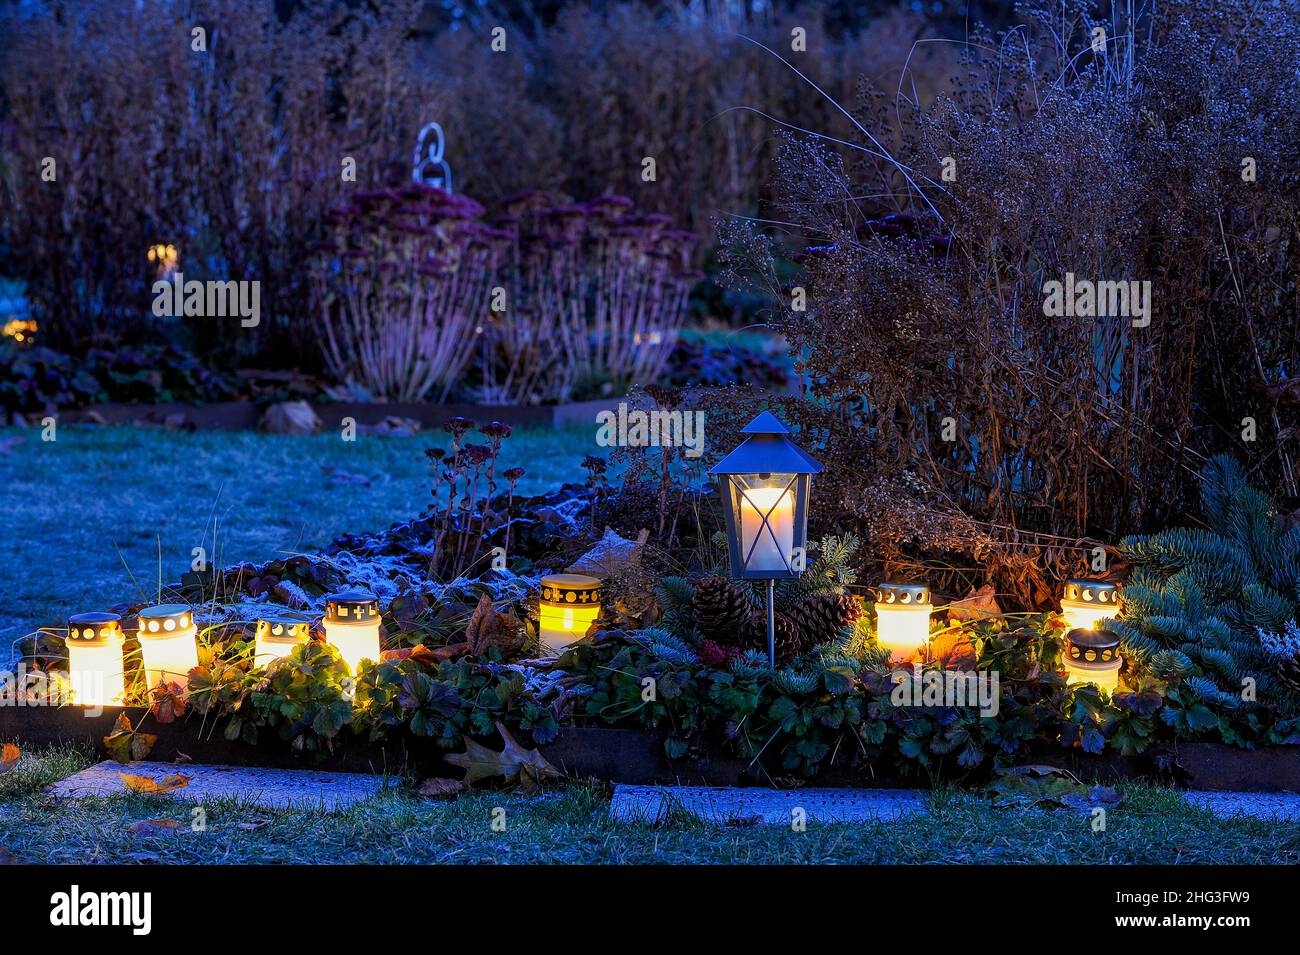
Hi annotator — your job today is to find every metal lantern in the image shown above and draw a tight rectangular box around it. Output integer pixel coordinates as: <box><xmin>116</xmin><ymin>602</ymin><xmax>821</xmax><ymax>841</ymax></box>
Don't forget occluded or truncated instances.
<box><xmin>253</xmin><ymin>614</ymin><xmax>310</xmax><ymax>667</ymax></box>
<box><xmin>873</xmin><ymin>583</ymin><xmax>933</xmax><ymax>663</ymax></box>
<box><xmin>323</xmin><ymin>589</ymin><xmax>381</xmax><ymax>675</ymax></box>
<box><xmin>136</xmin><ymin>604</ymin><xmax>200</xmax><ymax>691</ymax></box>
<box><xmin>1060</xmin><ymin>579</ymin><xmax>1121</xmax><ymax>632</ymax></box>
<box><xmin>1063</xmin><ymin>627</ymin><xmax>1123</xmax><ymax>693</ymax></box>
<box><xmin>710</xmin><ymin>411</ymin><xmax>822</xmax><ymax>664</ymax></box>
<box><xmin>538</xmin><ymin>573</ymin><xmax>602</xmax><ymax>655</ymax></box>
<box><xmin>66</xmin><ymin>612</ymin><xmax>126</xmax><ymax>707</ymax></box>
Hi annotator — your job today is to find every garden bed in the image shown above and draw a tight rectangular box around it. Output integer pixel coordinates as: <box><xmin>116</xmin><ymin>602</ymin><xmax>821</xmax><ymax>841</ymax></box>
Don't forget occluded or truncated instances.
<box><xmin>55</xmin><ymin>397</ymin><xmax>622</xmax><ymax>432</ymax></box>
<box><xmin>5</xmin><ymin>704</ymin><xmax>1297</xmax><ymax>793</ymax></box>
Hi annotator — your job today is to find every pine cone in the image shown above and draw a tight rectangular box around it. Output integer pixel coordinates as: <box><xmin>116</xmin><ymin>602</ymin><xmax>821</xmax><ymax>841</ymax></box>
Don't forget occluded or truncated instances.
<box><xmin>785</xmin><ymin>592</ymin><xmax>863</xmax><ymax>647</ymax></box>
<box><xmin>692</xmin><ymin>576</ymin><xmax>753</xmax><ymax>646</ymax></box>
<box><xmin>745</xmin><ymin>609</ymin><xmax>802</xmax><ymax>666</ymax></box>
<box><xmin>1276</xmin><ymin>654</ymin><xmax>1300</xmax><ymax>695</ymax></box>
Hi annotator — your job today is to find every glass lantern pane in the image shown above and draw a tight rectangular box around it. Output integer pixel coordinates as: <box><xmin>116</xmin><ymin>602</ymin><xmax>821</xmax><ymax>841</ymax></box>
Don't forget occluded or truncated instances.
<box><xmin>731</xmin><ymin>473</ymin><xmax>799</xmax><ymax>574</ymax></box>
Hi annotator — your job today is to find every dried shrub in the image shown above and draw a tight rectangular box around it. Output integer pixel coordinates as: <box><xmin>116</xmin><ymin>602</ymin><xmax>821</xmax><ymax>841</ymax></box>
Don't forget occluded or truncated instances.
<box><xmin>724</xmin><ymin>0</ymin><xmax>1300</xmax><ymax>604</ymax></box>
<box><xmin>310</xmin><ymin>185</ymin><xmax>499</xmax><ymax>402</ymax></box>
<box><xmin>0</xmin><ymin>0</ymin><xmax>428</xmax><ymax>355</ymax></box>
<box><xmin>479</xmin><ymin>193</ymin><xmax>699</xmax><ymax>404</ymax></box>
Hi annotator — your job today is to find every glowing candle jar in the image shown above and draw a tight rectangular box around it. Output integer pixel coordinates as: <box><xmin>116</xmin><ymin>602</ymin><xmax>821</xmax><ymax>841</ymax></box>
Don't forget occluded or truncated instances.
<box><xmin>66</xmin><ymin>612</ymin><xmax>126</xmax><ymax>707</ymax></box>
<box><xmin>539</xmin><ymin>574</ymin><xmax>602</xmax><ymax>655</ymax></box>
<box><xmin>1063</xmin><ymin>628</ymin><xmax>1123</xmax><ymax>693</ymax></box>
<box><xmin>1060</xmin><ymin>579</ymin><xmax>1120</xmax><ymax>631</ymax></box>
<box><xmin>253</xmin><ymin>614</ymin><xmax>310</xmax><ymax>668</ymax></box>
<box><xmin>323</xmin><ymin>590</ymin><xmax>381</xmax><ymax>675</ymax></box>
<box><xmin>873</xmin><ymin>583</ymin><xmax>933</xmax><ymax>663</ymax></box>
<box><xmin>136</xmin><ymin>604</ymin><xmax>200</xmax><ymax>691</ymax></box>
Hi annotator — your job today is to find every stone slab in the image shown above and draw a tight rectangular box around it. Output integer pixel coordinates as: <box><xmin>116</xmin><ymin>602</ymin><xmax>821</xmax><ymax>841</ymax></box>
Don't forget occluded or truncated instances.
<box><xmin>47</xmin><ymin>760</ymin><xmax>388</xmax><ymax>811</ymax></box>
<box><xmin>610</xmin><ymin>784</ymin><xmax>928</xmax><ymax>825</ymax></box>
<box><xmin>1182</xmin><ymin>790</ymin><xmax>1300</xmax><ymax>821</ymax></box>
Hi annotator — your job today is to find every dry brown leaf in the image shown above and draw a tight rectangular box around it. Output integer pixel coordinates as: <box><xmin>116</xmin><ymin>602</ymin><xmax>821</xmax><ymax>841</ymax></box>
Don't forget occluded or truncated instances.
<box><xmin>0</xmin><ymin>743</ymin><xmax>19</xmax><ymax>775</ymax></box>
<box><xmin>925</xmin><ymin>629</ymin><xmax>978</xmax><ymax>670</ymax></box>
<box><xmin>127</xmin><ymin>818</ymin><xmax>184</xmax><ymax>836</ymax></box>
<box><xmin>445</xmin><ymin>722</ymin><xmax>562</xmax><ymax>790</ymax></box>
<box><xmin>119</xmin><ymin>772</ymin><xmax>191</xmax><ymax>794</ymax></box>
<box><xmin>464</xmin><ymin>594</ymin><xmax>527</xmax><ymax>658</ymax></box>
<box><xmin>416</xmin><ymin>777</ymin><xmax>465</xmax><ymax>799</ymax></box>
<box><xmin>0</xmin><ymin>847</ymin><xmax>17</xmax><ymax>864</ymax></box>
<box><xmin>946</xmin><ymin>583</ymin><xmax>1001</xmax><ymax>623</ymax></box>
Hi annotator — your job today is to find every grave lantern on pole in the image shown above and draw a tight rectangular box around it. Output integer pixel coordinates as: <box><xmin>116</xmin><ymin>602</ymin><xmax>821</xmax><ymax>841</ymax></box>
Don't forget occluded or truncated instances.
<box><xmin>710</xmin><ymin>412</ymin><xmax>822</xmax><ymax>666</ymax></box>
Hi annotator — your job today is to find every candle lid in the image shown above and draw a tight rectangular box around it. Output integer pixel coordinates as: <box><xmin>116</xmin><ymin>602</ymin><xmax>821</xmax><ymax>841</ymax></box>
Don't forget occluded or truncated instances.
<box><xmin>255</xmin><ymin>614</ymin><xmax>311</xmax><ymax>643</ymax></box>
<box><xmin>1063</xmin><ymin>579</ymin><xmax>1120</xmax><ymax>604</ymax></box>
<box><xmin>540</xmin><ymin>573</ymin><xmax>602</xmax><ymax>605</ymax></box>
<box><xmin>875</xmin><ymin>582</ymin><xmax>931</xmax><ymax>606</ymax></box>
<box><xmin>325</xmin><ymin>589</ymin><xmax>379</xmax><ymax>624</ymax></box>
<box><xmin>67</xmin><ymin>611</ymin><xmax>122</xmax><ymax>644</ymax></box>
<box><xmin>1066</xmin><ymin>627</ymin><xmax>1121</xmax><ymax>666</ymax></box>
<box><xmin>137</xmin><ymin>604</ymin><xmax>194</xmax><ymax>636</ymax></box>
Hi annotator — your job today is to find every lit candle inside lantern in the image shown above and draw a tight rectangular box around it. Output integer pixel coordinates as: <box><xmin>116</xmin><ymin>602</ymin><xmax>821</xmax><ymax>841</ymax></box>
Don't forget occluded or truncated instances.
<box><xmin>136</xmin><ymin>604</ymin><xmax>200</xmax><ymax>692</ymax></box>
<box><xmin>1063</xmin><ymin>627</ymin><xmax>1123</xmax><ymax>693</ymax></box>
<box><xmin>538</xmin><ymin>573</ymin><xmax>602</xmax><ymax>655</ymax></box>
<box><xmin>738</xmin><ymin>483</ymin><xmax>796</xmax><ymax>575</ymax></box>
<box><xmin>323</xmin><ymin>590</ymin><xmax>381</xmax><ymax>675</ymax></box>
<box><xmin>66</xmin><ymin>612</ymin><xmax>126</xmax><ymax>707</ymax></box>
<box><xmin>253</xmin><ymin>614</ymin><xmax>310</xmax><ymax>667</ymax></box>
<box><xmin>874</xmin><ymin>583</ymin><xmax>933</xmax><ymax>663</ymax></box>
<box><xmin>1060</xmin><ymin>579</ymin><xmax>1120</xmax><ymax>632</ymax></box>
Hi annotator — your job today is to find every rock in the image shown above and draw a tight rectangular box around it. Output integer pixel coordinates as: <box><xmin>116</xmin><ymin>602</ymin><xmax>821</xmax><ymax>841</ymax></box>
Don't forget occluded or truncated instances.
<box><xmin>261</xmin><ymin>400</ymin><xmax>321</xmax><ymax>435</ymax></box>
<box><xmin>359</xmin><ymin>415</ymin><xmax>422</xmax><ymax>437</ymax></box>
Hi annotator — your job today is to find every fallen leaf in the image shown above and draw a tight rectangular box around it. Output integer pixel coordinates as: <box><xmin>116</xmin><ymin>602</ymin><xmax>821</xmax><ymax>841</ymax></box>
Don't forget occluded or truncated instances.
<box><xmin>464</xmin><ymin>594</ymin><xmax>527</xmax><ymax>658</ymax></box>
<box><xmin>173</xmin><ymin>752</ymin><xmax>193</xmax><ymax>765</ymax></box>
<box><xmin>127</xmin><ymin>818</ymin><xmax>184</xmax><ymax>836</ymax></box>
<box><xmin>119</xmin><ymin>772</ymin><xmax>191</xmax><ymax>794</ymax></box>
<box><xmin>946</xmin><ymin>583</ymin><xmax>1001</xmax><ymax>623</ymax></box>
<box><xmin>0</xmin><ymin>847</ymin><xmax>17</xmax><ymax>864</ymax></box>
<box><xmin>381</xmin><ymin>644</ymin><xmax>442</xmax><ymax>668</ymax></box>
<box><xmin>985</xmin><ymin>765</ymin><xmax>1124</xmax><ymax>811</ymax></box>
<box><xmin>416</xmin><ymin>777</ymin><xmax>465</xmax><ymax>799</ymax></box>
<box><xmin>103</xmin><ymin>712</ymin><xmax>158</xmax><ymax>763</ymax></box>
<box><xmin>0</xmin><ymin>743</ymin><xmax>19</xmax><ymax>775</ymax></box>
<box><xmin>150</xmin><ymin>681</ymin><xmax>187</xmax><ymax>724</ymax></box>
<box><xmin>445</xmin><ymin>721</ymin><xmax>562</xmax><ymax>790</ymax></box>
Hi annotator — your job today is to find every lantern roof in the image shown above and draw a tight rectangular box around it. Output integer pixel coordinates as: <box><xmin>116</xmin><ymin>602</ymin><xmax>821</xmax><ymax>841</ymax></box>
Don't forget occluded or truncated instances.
<box><xmin>709</xmin><ymin>413</ymin><xmax>823</xmax><ymax>476</ymax></box>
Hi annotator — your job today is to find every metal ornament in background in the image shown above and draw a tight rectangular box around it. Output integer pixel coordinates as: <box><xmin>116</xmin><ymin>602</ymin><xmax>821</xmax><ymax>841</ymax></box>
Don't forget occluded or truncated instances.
<box><xmin>709</xmin><ymin>411</ymin><xmax>823</xmax><ymax>666</ymax></box>
<box><xmin>412</xmin><ymin>122</ymin><xmax>452</xmax><ymax>193</ymax></box>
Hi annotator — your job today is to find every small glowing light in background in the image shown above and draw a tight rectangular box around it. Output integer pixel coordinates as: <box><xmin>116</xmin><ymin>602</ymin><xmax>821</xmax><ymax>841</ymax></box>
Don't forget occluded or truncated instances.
<box><xmin>323</xmin><ymin>590</ymin><xmax>381</xmax><ymax>674</ymax></box>
<box><xmin>146</xmin><ymin>243</ymin><xmax>179</xmax><ymax>276</ymax></box>
<box><xmin>1063</xmin><ymin>627</ymin><xmax>1123</xmax><ymax>693</ymax></box>
<box><xmin>2</xmin><ymin>319</ymin><xmax>37</xmax><ymax>344</ymax></box>
<box><xmin>1060</xmin><ymin>579</ymin><xmax>1120</xmax><ymax>631</ymax></box>
<box><xmin>538</xmin><ymin>574</ymin><xmax>602</xmax><ymax>655</ymax></box>
<box><xmin>66</xmin><ymin>612</ymin><xmax>126</xmax><ymax>707</ymax></box>
<box><xmin>873</xmin><ymin>582</ymin><xmax>933</xmax><ymax>663</ymax></box>
<box><xmin>253</xmin><ymin>614</ymin><xmax>310</xmax><ymax>667</ymax></box>
<box><xmin>136</xmin><ymin>604</ymin><xmax>200</xmax><ymax>691</ymax></box>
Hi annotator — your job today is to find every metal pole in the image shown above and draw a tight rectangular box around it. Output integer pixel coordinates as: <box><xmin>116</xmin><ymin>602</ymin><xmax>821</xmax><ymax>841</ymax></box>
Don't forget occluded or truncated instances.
<box><xmin>766</xmin><ymin>578</ymin><xmax>776</xmax><ymax>668</ymax></box>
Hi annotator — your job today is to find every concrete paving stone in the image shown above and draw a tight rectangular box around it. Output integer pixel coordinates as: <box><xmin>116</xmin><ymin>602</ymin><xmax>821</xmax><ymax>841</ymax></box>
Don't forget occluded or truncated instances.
<box><xmin>47</xmin><ymin>760</ymin><xmax>389</xmax><ymax>811</ymax></box>
<box><xmin>1182</xmin><ymin>790</ymin><xmax>1300</xmax><ymax>821</ymax></box>
<box><xmin>609</xmin><ymin>784</ymin><xmax>929</xmax><ymax>825</ymax></box>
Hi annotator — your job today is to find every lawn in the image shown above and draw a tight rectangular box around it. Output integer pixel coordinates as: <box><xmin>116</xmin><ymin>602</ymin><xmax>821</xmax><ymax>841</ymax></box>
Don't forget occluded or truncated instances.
<box><xmin>1</xmin><ymin>746</ymin><xmax>1297</xmax><ymax>864</ymax></box>
<box><xmin>0</xmin><ymin>424</ymin><xmax>601</xmax><ymax>655</ymax></box>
